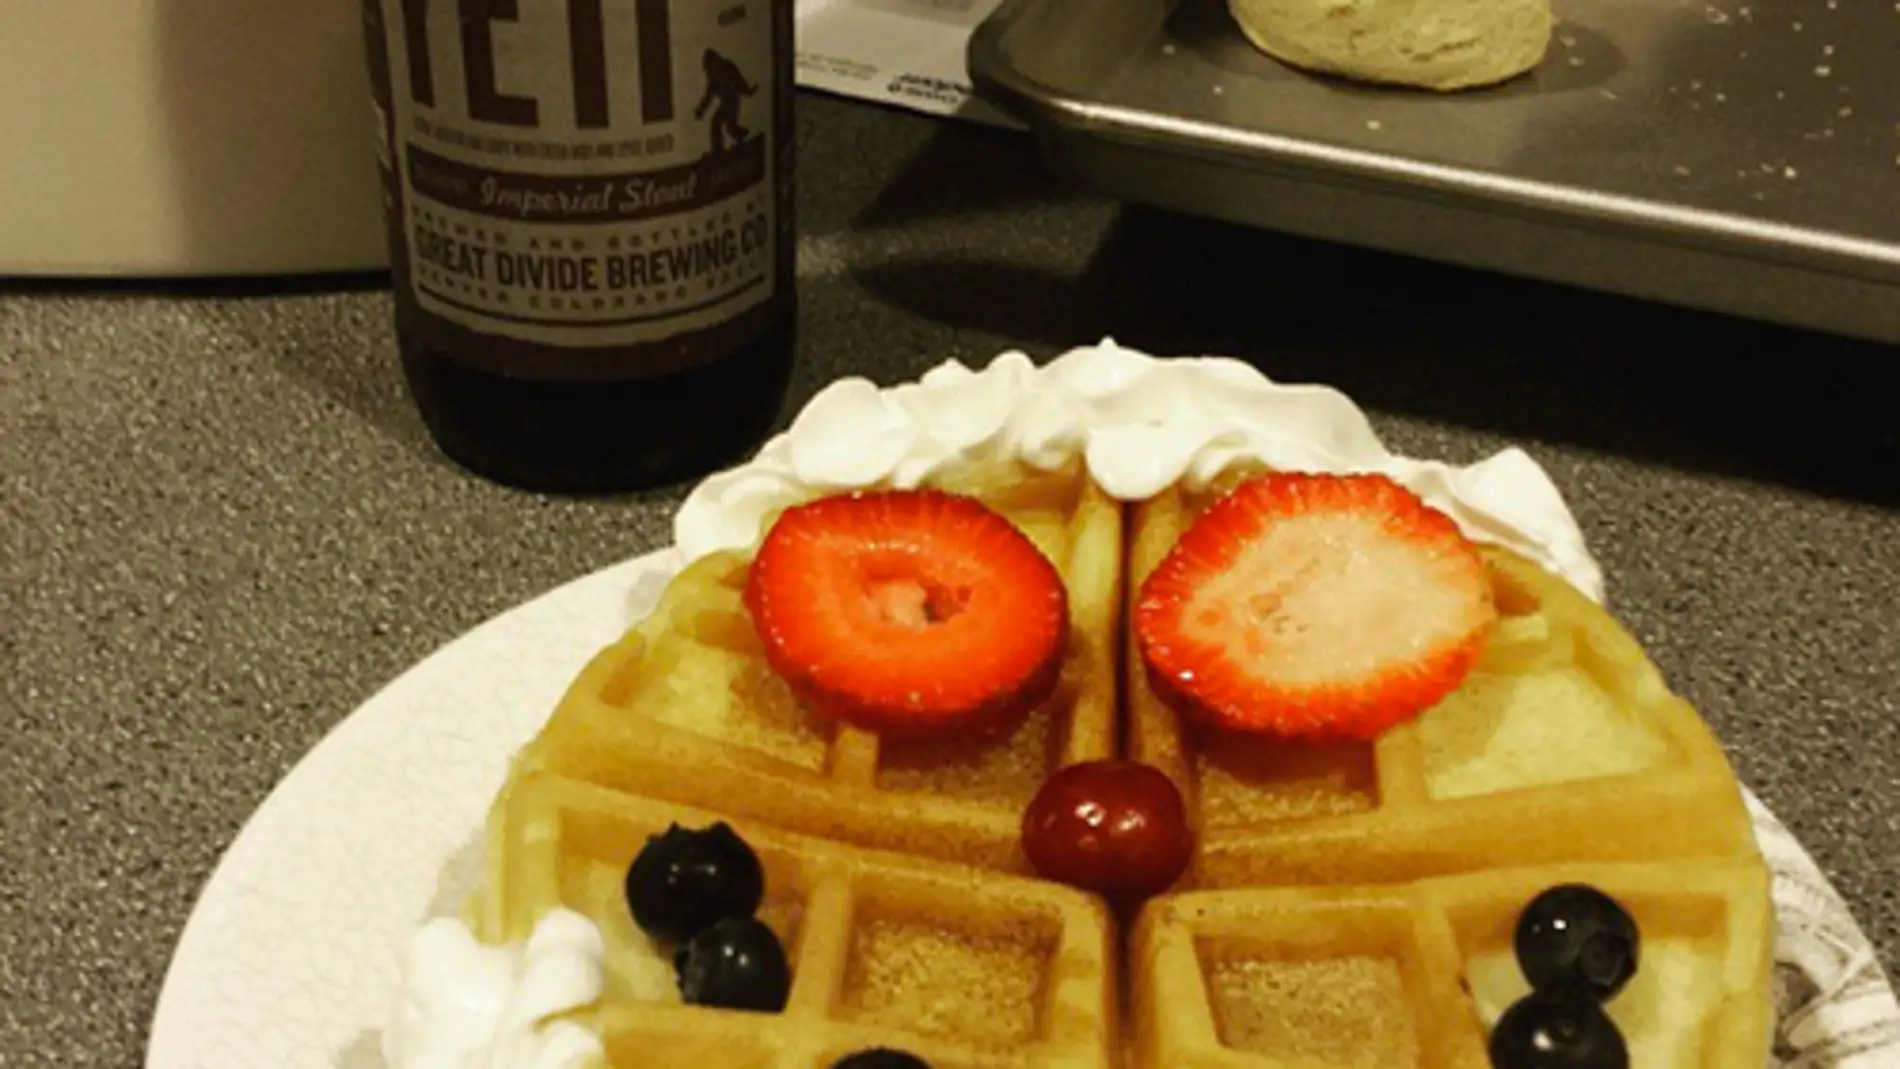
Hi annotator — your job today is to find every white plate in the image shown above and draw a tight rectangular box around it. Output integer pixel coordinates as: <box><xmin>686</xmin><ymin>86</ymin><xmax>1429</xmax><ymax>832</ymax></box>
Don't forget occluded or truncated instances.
<box><xmin>147</xmin><ymin>549</ymin><xmax>1900</xmax><ymax>1069</ymax></box>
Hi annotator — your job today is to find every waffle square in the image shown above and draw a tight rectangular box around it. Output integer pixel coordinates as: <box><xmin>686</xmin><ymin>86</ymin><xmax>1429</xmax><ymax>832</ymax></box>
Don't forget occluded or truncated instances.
<box><xmin>478</xmin><ymin>772</ymin><xmax>1119</xmax><ymax>1069</ymax></box>
<box><xmin>1126</xmin><ymin>479</ymin><xmax>1761</xmax><ymax>889</ymax></box>
<box><xmin>510</xmin><ymin>461</ymin><xmax>1123</xmax><ymax>875</ymax></box>
<box><xmin>1132</xmin><ymin>858</ymin><xmax>1774</xmax><ymax>1069</ymax></box>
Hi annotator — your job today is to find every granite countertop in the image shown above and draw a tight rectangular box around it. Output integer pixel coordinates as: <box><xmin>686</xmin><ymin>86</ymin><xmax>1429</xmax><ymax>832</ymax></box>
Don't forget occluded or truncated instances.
<box><xmin>4</xmin><ymin>94</ymin><xmax>1896</xmax><ymax>1063</ymax></box>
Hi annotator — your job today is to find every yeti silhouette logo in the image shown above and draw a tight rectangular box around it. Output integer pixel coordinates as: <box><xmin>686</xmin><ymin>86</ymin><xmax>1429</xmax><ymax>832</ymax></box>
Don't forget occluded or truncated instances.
<box><xmin>694</xmin><ymin>49</ymin><xmax>759</xmax><ymax>153</ymax></box>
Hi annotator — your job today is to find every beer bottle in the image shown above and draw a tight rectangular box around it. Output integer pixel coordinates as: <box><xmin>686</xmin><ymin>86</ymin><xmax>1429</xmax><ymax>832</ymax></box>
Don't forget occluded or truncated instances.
<box><xmin>362</xmin><ymin>0</ymin><xmax>795</xmax><ymax>493</ymax></box>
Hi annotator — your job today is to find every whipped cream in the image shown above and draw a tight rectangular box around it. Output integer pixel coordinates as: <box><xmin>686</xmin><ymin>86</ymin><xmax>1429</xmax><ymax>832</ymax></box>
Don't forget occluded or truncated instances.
<box><xmin>383</xmin><ymin>910</ymin><xmax>608</xmax><ymax>1069</ymax></box>
<box><xmin>674</xmin><ymin>339</ymin><xmax>1605</xmax><ymax>603</ymax></box>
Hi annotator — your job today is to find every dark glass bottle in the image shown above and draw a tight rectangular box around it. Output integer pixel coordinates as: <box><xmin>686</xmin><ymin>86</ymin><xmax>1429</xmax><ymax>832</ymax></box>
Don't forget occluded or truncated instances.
<box><xmin>363</xmin><ymin>0</ymin><xmax>796</xmax><ymax>493</ymax></box>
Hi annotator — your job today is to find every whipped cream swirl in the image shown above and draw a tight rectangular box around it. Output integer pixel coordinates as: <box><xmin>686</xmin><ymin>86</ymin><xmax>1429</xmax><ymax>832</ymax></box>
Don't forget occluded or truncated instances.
<box><xmin>675</xmin><ymin>339</ymin><xmax>1604</xmax><ymax>602</ymax></box>
<box><xmin>383</xmin><ymin>910</ymin><xmax>608</xmax><ymax>1069</ymax></box>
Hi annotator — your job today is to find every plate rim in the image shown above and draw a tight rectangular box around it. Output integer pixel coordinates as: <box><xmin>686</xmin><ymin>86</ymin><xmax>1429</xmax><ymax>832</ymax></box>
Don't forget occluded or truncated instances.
<box><xmin>143</xmin><ymin>549</ymin><xmax>671</xmax><ymax>1069</ymax></box>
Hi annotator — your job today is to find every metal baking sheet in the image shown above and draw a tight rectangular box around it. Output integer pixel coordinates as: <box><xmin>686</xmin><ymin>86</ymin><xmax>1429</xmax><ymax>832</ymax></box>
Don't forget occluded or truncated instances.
<box><xmin>967</xmin><ymin>0</ymin><xmax>1900</xmax><ymax>343</ymax></box>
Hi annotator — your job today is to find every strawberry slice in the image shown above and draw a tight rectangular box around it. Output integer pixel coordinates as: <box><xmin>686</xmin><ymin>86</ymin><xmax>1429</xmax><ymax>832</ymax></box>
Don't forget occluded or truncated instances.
<box><xmin>743</xmin><ymin>489</ymin><xmax>1070</xmax><ymax>736</ymax></box>
<box><xmin>1135</xmin><ymin>472</ymin><xmax>1496</xmax><ymax>741</ymax></box>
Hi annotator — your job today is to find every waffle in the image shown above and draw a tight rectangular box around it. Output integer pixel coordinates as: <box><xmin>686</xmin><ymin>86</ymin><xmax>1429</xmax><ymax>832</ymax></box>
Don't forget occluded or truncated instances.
<box><xmin>509</xmin><ymin>459</ymin><xmax>1122</xmax><ymax>875</ymax></box>
<box><xmin>431</xmin><ymin>453</ymin><xmax>1780</xmax><ymax>1069</ymax></box>
<box><xmin>475</xmin><ymin>770</ymin><xmax>1118</xmax><ymax>1069</ymax></box>
<box><xmin>1132</xmin><ymin>858</ymin><xmax>1775</xmax><ymax>1069</ymax></box>
<box><xmin>1126</xmin><ymin>473</ymin><xmax>1762</xmax><ymax>889</ymax></box>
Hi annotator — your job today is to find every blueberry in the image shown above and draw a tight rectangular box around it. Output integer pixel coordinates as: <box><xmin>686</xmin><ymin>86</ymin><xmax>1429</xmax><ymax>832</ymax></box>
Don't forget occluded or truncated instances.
<box><xmin>830</xmin><ymin>1050</ymin><xmax>930</xmax><ymax>1069</ymax></box>
<box><xmin>1513</xmin><ymin>884</ymin><xmax>1640</xmax><ymax>1002</ymax></box>
<box><xmin>1488</xmin><ymin>990</ymin><xmax>1628</xmax><ymax>1069</ymax></box>
<box><xmin>676</xmin><ymin>915</ymin><xmax>792</xmax><ymax>1012</ymax></box>
<box><xmin>624</xmin><ymin>822</ymin><xmax>765</xmax><ymax>942</ymax></box>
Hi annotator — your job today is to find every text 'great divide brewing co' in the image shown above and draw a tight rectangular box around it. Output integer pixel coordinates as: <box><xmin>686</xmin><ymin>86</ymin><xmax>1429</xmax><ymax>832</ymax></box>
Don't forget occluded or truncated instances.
<box><xmin>364</xmin><ymin>0</ymin><xmax>796</xmax><ymax>492</ymax></box>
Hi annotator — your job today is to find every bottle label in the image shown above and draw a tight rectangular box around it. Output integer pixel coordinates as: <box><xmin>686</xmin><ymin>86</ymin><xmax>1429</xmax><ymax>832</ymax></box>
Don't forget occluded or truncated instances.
<box><xmin>373</xmin><ymin>0</ymin><xmax>780</xmax><ymax>354</ymax></box>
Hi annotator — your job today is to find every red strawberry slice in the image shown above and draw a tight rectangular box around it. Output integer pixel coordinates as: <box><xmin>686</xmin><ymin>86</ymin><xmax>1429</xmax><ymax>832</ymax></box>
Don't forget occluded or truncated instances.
<box><xmin>743</xmin><ymin>489</ymin><xmax>1070</xmax><ymax>736</ymax></box>
<box><xmin>1135</xmin><ymin>472</ymin><xmax>1496</xmax><ymax>742</ymax></box>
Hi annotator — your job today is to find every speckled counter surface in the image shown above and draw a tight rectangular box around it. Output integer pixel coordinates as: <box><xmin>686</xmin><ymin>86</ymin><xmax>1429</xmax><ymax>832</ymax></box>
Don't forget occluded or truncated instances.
<box><xmin>3</xmin><ymin>94</ymin><xmax>1897</xmax><ymax>1064</ymax></box>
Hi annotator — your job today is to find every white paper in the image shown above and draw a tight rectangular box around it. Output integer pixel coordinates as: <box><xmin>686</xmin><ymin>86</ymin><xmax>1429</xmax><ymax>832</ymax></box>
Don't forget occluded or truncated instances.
<box><xmin>794</xmin><ymin>0</ymin><xmax>1023</xmax><ymax>127</ymax></box>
